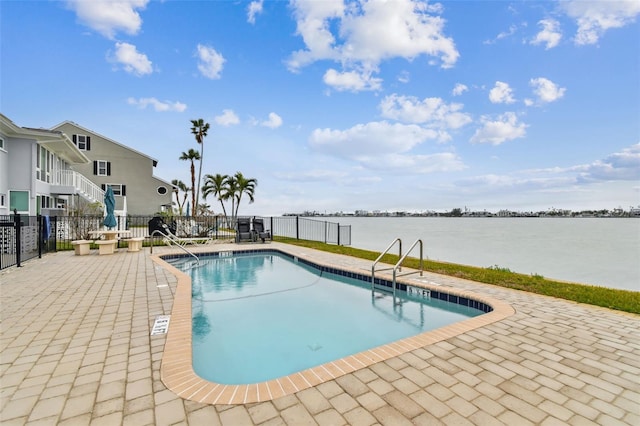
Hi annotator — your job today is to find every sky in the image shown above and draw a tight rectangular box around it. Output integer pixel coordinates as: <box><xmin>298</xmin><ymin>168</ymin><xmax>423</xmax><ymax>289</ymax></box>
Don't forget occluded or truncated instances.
<box><xmin>1</xmin><ymin>0</ymin><xmax>639</xmax><ymax>216</ymax></box>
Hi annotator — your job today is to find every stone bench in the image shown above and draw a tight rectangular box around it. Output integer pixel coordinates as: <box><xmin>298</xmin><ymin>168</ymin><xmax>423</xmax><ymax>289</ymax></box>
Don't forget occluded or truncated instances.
<box><xmin>71</xmin><ymin>240</ymin><xmax>92</xmax><ymax>256</ymax></box>
<box><xmin>95</xmin><ymin>239</ymin><xmax>118</xmax><ymax>255</ymax></box>
<box><xmin>123</xmin><ymin>237</ymin><xmax>145</xmax><ymax>252</ymax></box>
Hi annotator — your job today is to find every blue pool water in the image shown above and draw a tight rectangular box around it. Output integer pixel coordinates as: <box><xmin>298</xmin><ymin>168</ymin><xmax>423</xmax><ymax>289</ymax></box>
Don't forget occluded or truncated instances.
<box><xmin>170</xmin><ymin>250</ymin><xmax>485</xmax><ymax>385</ymax></box>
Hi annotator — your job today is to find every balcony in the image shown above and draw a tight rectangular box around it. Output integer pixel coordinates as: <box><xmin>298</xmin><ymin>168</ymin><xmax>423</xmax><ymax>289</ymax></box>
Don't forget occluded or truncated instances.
<box><xmin>51</xmin><ymin>170</ymin><xmax>105</xmax><ymax>204</ymax></box>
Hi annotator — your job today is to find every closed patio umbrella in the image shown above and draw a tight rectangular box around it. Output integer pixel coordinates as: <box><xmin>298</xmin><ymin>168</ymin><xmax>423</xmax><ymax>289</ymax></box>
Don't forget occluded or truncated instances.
<box><xmin>103</xmin><ymin>186</ymin><xmax>117</xmax><ymax>229</ymax></box>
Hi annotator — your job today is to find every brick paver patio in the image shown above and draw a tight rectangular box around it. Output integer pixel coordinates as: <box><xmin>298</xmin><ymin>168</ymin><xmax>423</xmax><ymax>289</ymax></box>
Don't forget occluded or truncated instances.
<box><xmin>1</xmin><ymin>242</ymin><xmax>638</xmax><ymax>425</ymax></box>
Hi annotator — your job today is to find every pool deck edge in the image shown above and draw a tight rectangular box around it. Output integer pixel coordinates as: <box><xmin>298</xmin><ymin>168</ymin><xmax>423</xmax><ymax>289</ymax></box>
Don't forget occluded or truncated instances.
<box><xmin>2</xmin><ymin>242</ymin><xmax>638</xmax><ymax>425</ymax></box>
<box><xmin>153</xmin><ymin>244</ymin><xmax>516</xmax><ymax>405</ymax></box>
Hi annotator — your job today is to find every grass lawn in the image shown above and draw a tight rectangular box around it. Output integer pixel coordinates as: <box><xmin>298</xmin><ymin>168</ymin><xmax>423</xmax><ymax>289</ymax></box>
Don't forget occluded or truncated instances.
<box><xmin>276</xmin><ymin>237</ymin><xmax>640</xmax><ymax>315</ymax></box>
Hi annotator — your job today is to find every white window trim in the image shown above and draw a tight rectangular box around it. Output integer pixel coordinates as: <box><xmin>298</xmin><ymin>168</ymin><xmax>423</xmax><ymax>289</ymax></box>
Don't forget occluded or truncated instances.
<box><xmin>107</xmin><ymin>183</ymin><xmax>123</xmax><ymax>196</ymax></box>
<box><xmin>97</xmin><ymin>160</ymin><xmax>109</xmax><ymax>176</ymax></box>
<box><xmin>76</xmin><ymin>134</ymin><xmax>88</xmax><ymax>150</ymax></box>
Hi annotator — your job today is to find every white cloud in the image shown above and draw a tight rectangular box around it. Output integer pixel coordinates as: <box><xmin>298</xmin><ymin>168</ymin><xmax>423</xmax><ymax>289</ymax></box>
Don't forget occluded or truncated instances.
<box><xmin>274</xmin><ymin>169</ymin><xmax>348</xmax><ymax>182</ymax></box>
<box><xmin>127</xmin><ymin>97</ymin><xmax>186</xmax><ymax>112</ymax></box>
<box><xmin>483</xmin><ymin>24</ymin><xmax>520</xmax><ymax>45</ymax></box>
<box><xmin>261</xmin><ymin>112</ymin><xmax>283</xmax><ymax>129</ymax></box>
<box><xmin>457</xmin><ymin>144</ymin><xmax>640</xmax><ymax>198</ymax></box>
<box><xmin>308</xmin><ymin>121</ymin><xmax>463</xmax><ymax>174</ymax></box>
<box><xmin>247</xmin><ymin>0</ymin><xmax>264</xmax><ymax>24</ymax></box>
<box><xmin>452</xmin><ymin>83</ymin><xmax>468</xmax><ymax>96</ymax></box>
<box><xmin>66</xmin><ymin>0</ymin><xmax>149</xmax><ymax>39</ymax></box>
<box><xmin>196</xmin><ymin>44</ymin><xmax>225</xmax><ymax>79</ymax></box>
<box><xmin>530</xmin><ymin>77</ymin><xmax>566</xmax><ymax>104</ymax></box>
<box><xmin>361</xmin><ymin>152</ymin><xmax>466</xmax><ymax>173</ymax></box>
<box><xmin>561</xmin><ymin>0</ymin><xmax>640</xmax><ymax>45</ymax></box>
<box><xmin>470</xmin><ymin>112</ymin><xmax>528</xmax><ymax>145</ymax></box>
<box><xmin>215</xmin><ymin>109</ymin><xmax>240</xmax><ymax>126</ymax></box>
<box><xmin>110</xmin><ymin>42</ymin><xmax>153</xmax><ymax>76</ymax></box>
<box><xmin>311</xmin><ymin>121</ymin><xmax>435</xmax><ymax>157</ymax></box>
<box><xmin>379</xmin><ymin>94</ymin><xmax>472</xmax><ymax>137</ymax></box>
<box><xmin>579</xmin><ymin>143</ymin><xmax>640</xmax><ymax>182</ymax></box>
<box><xmin>323</xmin><ymin>68</ymin><xmax>382</xmax><ymax>92</ymax></box>
<box><xmin>530</xmin><ymin>19</ymin><xmax>562</xmax><ymax>49</ymax></box>
<box><xmin>288</xmin><ymin>0</ymin><xmax>459</xmax><ymax>91</ymax></box>
<box><xmin>489</xmin><ymin>81</ymin><xmax>516</xmax><ymax>104</ymax></box>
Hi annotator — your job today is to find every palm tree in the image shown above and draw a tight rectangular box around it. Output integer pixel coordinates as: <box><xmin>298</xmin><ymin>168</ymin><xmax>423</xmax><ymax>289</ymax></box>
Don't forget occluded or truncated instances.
<box><xmin>179</xmin><ymin>149</ymin><xmax>200</xmax><ymax>212</ymax></box>
<box><xmin>171</xmin><ymin>179</ymin><xmax>190</xmax><ymax>215</ymax></box>
<box><xmin>196</xmin><ymin>203</ymin><xmax>212</xmax><ymax>216</ymax></box>
<box><xmin>190</xmin><ymin>119</ymin><xmax>210</xmax><ymax>213</ymax></box>
<box><xmin>225</xmin><ymin>174</ymin><xmax>239</xmax><ymax>221</ymax></box>
<box><xmin>202</xmin><ymin>173</ymin><xmax>230</xmax><ymax>218</ymax></box>
<box><xmin>232</xmin><ymin>171</ymin><xmax>258</xmax><ymax>218</ymax></box>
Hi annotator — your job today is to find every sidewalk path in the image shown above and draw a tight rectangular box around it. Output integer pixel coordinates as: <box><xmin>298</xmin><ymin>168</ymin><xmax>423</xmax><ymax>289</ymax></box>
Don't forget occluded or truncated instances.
<box><xmin>1</xmin><ymin>243</ymin><xmax>638</xmax><ymax>425</ymax></box>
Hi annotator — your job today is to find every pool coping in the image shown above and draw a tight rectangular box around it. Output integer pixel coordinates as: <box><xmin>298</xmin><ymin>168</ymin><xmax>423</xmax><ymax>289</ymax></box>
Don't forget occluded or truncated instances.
<box><xmin>151</xmin><ymin>245</ymin><xmax>515</xmax><ymax>405</ymax></box>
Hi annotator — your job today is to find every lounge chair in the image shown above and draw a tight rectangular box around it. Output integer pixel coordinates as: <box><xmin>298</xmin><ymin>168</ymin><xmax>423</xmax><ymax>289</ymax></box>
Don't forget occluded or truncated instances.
<box><xmin>235</xmin><ymin>217</ymin><xmax>253</xmax><ymax>243</ymax></box>
<box><xmin>252</xmin><ymin>217</ymin><xmax>271</xmax><ymax>243</ymax></box>
<box><xmin>160</xmin><ymin>223</ymin><xmax>211</xmax><ymax>246</ymax></box>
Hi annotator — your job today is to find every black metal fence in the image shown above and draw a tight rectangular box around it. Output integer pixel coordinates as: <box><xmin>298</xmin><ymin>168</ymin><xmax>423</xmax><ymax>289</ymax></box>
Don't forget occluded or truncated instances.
<box><xmin>0</xmin><ymin>214</ymin><xmax>57</xmax><ymax>270</ymax></box>
<box><xmin>270</xmin><ymin>216</ymin><xmax>351</xmax><ymax>245</ymax></box>
<box><xmin>0</xmin><ymin>214</ymin><xmax>351</xmax><ymax>270</ymax></box>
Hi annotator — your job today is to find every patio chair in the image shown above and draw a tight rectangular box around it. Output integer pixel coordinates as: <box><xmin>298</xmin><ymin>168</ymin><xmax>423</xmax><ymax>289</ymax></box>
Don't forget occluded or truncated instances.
<box><xmin>161</xmin><ymin>223</ymin><xmax>211</xmax><ymax>246</ymax></box>
<box><xmin>252</xmin><ymin>217</ymin><xmax>272</xmax><ymax>243</ymax></box>
<box><xmin>235</xmin><ymin>217</ymin><xmax>253</xmax><ymax>243</ymax></box>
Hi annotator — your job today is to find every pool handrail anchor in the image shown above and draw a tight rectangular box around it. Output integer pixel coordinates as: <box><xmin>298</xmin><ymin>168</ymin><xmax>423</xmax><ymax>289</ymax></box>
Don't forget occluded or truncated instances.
<box><xmin>392</xmin><ymin>239</ymin><xmax>424</xmax><ymax>304</ymax></box>
<box><xmin>150</xmin><ymin>229</ymin><xmax>200</xmax><ymax>265</ymax></box>
<box><xmin>371</xmin><ymin>238</ymin><xmax>402</xmax><ymax>296</ymax></box>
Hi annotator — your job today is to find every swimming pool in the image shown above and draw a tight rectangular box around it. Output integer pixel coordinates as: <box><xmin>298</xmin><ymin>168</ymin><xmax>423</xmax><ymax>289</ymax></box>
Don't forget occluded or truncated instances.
<box><xmin>169</xmin><ymin>250</ymin><xmax>487</xmax><ymax>385</ymax></box>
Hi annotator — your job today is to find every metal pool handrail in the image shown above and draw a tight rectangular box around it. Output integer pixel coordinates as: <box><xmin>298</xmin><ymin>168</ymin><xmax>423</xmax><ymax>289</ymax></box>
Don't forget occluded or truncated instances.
<box><xmin>371</xmin><ymin>238</ymin><xmax>402</xmax><ymax>294</ymax></box>
<box><xmin>149</xmin><ymin>229</ymin><xmax>200</xmax><ymax>264</ymax></box>
<box><xmin>392</xmin><ymin>239</ymin><xmax>424</xmax><ymax>303</ymax></box>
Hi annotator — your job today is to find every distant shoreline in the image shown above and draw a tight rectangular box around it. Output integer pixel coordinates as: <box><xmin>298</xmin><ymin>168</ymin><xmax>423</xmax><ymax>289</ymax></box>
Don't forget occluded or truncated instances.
<box><xmin>288</xmin><ymin>213</ymin><xmax>640</xmax><ymax>219</ymax></box>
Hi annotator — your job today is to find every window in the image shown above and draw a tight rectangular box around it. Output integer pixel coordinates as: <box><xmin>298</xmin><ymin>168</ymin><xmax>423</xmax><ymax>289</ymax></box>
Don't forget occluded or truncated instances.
<box><xmin>94</xmin><ymin>160</ymin><xmax>110</xmax><ymax>176</ymax></box>
<box><xmin>0</xmin><ymin>193</ymin><xmax>5</xmax><ymax>207</ymax></box>
<box><xmin>103</xmin><ymin>184</ymin><xmax>126</xmax><ymax>196</ymax></box>
<box><xmin>72</xmin><ymin>134</ymin><xmax>91</xmax><ymax>150</ymax></box>
<box><xmin>38</xmin><ymin>195</ymin><xmax>52</xmax><ymax>212</ymax></box>
<box><xmin>157</xmin><ymin>186</ymin><xmax>168</xmax><ymax>195</ymax></box>
<box><xmin>0</xmin><ymin>137</ymin><xmax>4</xmax><ymax>150</ymax></box>
<box><xmin>9</xmin><ymin>190</ymin><xmax>29</xmax><ymax>213</ymax></box>
<box><xmin>46</xmin><ymin>151</ymin><xmax>52</xmax><ymax>183</ymax></box>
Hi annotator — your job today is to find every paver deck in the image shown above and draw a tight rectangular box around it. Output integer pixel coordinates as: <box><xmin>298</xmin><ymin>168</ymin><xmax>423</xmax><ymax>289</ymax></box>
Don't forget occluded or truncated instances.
<box><xmin>1</xmin><ymin>242</ymin><xmax>638</xmax><ymax>425</ymax></box>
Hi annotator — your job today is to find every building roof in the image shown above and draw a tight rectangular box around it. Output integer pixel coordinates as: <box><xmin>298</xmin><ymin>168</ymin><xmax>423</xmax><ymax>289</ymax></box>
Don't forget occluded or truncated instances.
<box><xmin>0</xmin><ymin>114</ymin><xmax>89</xmax><ymax>164</ymax></box>
<box><xmin>51</xmin><ymin>120</ymin><xmax>160</xmax><ymax>167</ymax></box>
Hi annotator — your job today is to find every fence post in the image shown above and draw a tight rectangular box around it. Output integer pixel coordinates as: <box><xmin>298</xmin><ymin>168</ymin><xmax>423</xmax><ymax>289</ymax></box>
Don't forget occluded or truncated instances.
<box><xmin>14</xmin><ymin>212</ymin><xmax>21</xmax><ymax>267</ymax></box>
<box><xmin>296</xmin><ymin>216</ymin><xmax>299</xmax><ymax>240</ymax></box>
<box><xmin>324</xmin><ymin>221</ymin><xmax>327</xmax><ymax>244</ymax></box>
<box><xmin>38</xmin><ymin>215</ymin><xmax>43</xmax><ymax>259</ymax></box>
<box><xmin>337</xmin><ymin>223</ymin><xmax>341</xmax><ymax>246</ymax></box>
<box><xmin>52</xmin><ymin>216</ymin><xmax>57</xmax><ymax>252</ymax></box>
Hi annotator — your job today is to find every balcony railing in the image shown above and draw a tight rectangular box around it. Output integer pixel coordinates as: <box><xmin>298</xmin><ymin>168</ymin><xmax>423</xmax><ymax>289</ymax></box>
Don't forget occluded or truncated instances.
<box><xmin>56</xmin><ymin>170</ymin><xmax>105</xmax><ymax>203</ymax></box>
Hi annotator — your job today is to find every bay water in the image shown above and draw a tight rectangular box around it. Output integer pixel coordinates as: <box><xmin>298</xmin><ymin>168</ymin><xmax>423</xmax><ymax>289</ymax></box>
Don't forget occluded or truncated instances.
<box><xmin>326</xmin><ymin>217</ymin><xmax>639</xmax><ymax>292</ymax></box>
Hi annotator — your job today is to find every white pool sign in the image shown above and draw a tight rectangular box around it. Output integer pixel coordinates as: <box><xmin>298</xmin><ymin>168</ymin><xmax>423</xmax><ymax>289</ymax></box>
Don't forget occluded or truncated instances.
<box><xmin>407</xmin><ymin>286</ymin><xmax>431</xmax><ymax>299</ymax></box>
<box><xmin>151</xmin><ymin>315</ymin><xmax>171</xmax><ymax>335</ymax></box>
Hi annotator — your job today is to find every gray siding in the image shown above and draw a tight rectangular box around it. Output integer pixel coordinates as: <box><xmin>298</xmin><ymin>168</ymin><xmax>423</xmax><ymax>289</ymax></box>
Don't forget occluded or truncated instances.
<box><xmin>5</xmin><ymin>137</ymin><xmax>36</xmax><ymax>214</ymax></box>
<box><xmin>0</xmin><ymin>132</ymin><xmax>9</xmax><ymax>215</ymax></box>
<box><xmin>53</xmin><ymin>122</ymin><xmax>173</xmax><ymax>215</ymax></box>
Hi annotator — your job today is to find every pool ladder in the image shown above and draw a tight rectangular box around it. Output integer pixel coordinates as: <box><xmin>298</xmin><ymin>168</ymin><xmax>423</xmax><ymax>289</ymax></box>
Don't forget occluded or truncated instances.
<box><xmin>371</xmin><ymin>238</ymin><xmax>423</xmax><ymax>304</ymax></box>
<box><xmin>150</xmin><ymin>229</ymin><xmax>200</xmax><ymax>265</ymax></box>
